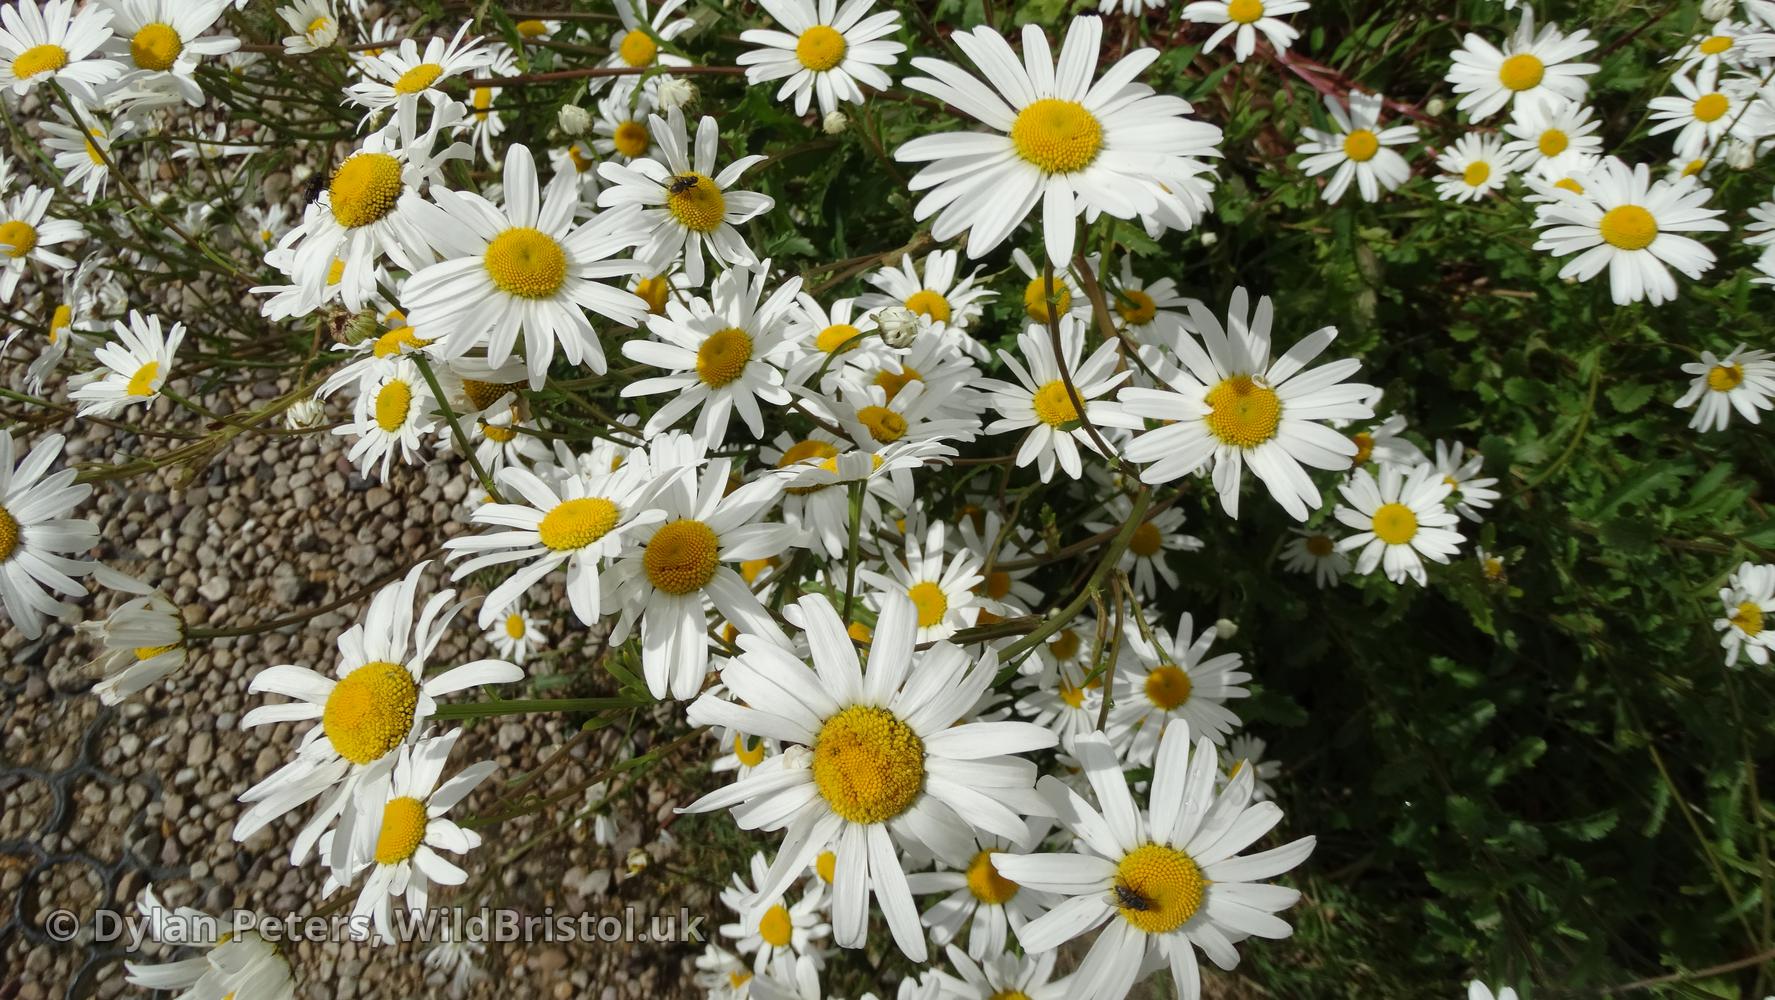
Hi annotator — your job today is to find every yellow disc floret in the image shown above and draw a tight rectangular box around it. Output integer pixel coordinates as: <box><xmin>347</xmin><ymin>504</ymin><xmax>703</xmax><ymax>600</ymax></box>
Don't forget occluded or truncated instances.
<box><xmin>1341</xmin><ymin>129</ymin><xmax>1380</xmax><ymax>162</ymax></box>
<box><xmin>130</xmin><ymin>24</ymin><xmax>183</xmax><ymax>71</ymax></box>
<box><xmin>811</xmin><ymin>705</ymin><xmax>925</xmax><ymax>824</ymax></box>
<box><xmin>0</xmin><ymin>506</ymin><xmax>19</xmax><ymax>562</ymax></box>
<box><xmin>666</xmin><ymin>173</ymin><xmax>727</xmax><ymax>233</ymax></box>
<box><xmin>1227</xmin><ymin>0</ymin><xmax>1266</xmax><ymax>22</ymax></box>
<box><xmin>733</xmin><ymin>733</ymin><xmax>768</xmax><ymax>768</ymax></box>
<box><xmin>906</xmin><ymin>581</ymin><xmax>948</xmax><ymax>629</ymax></box>
<box><xmin>373</xmin><ymin>796</ymin><xmax>429</xmax><ymax>864</ymax></box>
<box><xmin>619</xmin><ymin>29</ymin><xmax>658</xmax><ymax>67</ymax></box>
<box><xmin>1598</xmin><ymin>205</ymin><xmax>1657</xmax><ymax>251</ymax></box>
<box><xmin>614</xmin><ymin>120</ymin><xmax>651</xmax><ymax>159</ymax></box>
<box><xmin>393</xmin><ymin>62</ymin><xmax>444</xmax><ymax>95</ymax></box>
<box><xmin>1117</xmin><ymin>289</ymin><xmax>1157</xmax><ymax>327</ymax></box>
<box><xmin>1537</xmin><ymin>129</ymin><xmax>1568</xmax><ymax>156</ymax></box>
<box><xmin>1693</xmin><ymin>93</ymin><xmax>1729</xmax><ymax>122</ymax></box>
<box><xmin>1730</xmin><ymin>601</ymin><xmax>1764</xmax><ymax>637</ymax></box>
<box><xmin>485</xmin><ymin>227</ymin><xmax>569</xmax><ymax>298</ymax></box>
<box><xmin>858</xmin><ymin>405</ymin><xmax>907</xmax><ymax>444</ymax></box>
<box><xmin>1032</xmin><ymin>380</ymin><xmax>1081</xmax><ymax>428</ymax></box>
<box><xmin>1708</xmin><ymin>363</ymin><xmax>1745</xmax><ymax>392</ymax></box>
<box><xmin>126</xmin><ymin>361</ymin><xmax>161</xmax><ymax>398</ymax></box>
<box><xmin>1023</xmin><ymin>277</ymin><xmax>1072</xmax><ymax>323</ymax></box>
<box><xmin>323</xmin><ymin>661</ymin><xmax>419</xmax><ymax>765</ymax></box>
<box><xmin>796</xmin><ymin>25</ymin><xmax>847</xmax><ymax>71</ymax></box>
<box><xmin>1370</xmin><ymin>502</ymin><xmax>1419</xmax><ymax>545</ymax></box>
<box><xmin>1462</xmin><ymin>161</ymin><xmax>1491</xmax><ymax>187</ymax></box>
<box><xmin>644</xmin><ymin>519</ymin><xmax>721</xmax><ymax>595</ymax></box>
<box><xmin>965</xmin><ymin>850</ymin><xmax>1020</xmax><ymax>905</ymax></box>
<box><xmin>374</xmin><ymin>379</ymin><xmax>411</xmax><ymax>432</ymax></box>
<box><xmin>816</xmin><ymin>323</ymin><xmax>862</xmax><ymax>354</ymax></box>
<box><xmin>329</xmin><ymin>153</ymin><xmax>404</xmax><ymax>229</ymax></box>
<box><xmin>1498</xmin><ymin>53</ymin><xmax>1545</xmax><ymax>91</ymax></box>
<box><xmin>1010</xmin><ymin>98</ymin><xmax>1104</xmax><ymax>174</ymax></box>
<box><xmin>1114</xmin><ymin>842</ymin><xmax>1207</xmax><ymax>935</ymax></box>
<box><xmin>0</xmin><ymin>220</ymin><xmax>39</xmax><ymax>259</ymax></box>
<box><xmin>1204</xmin><ymin>375</ymin><xmax>1282</xmax><ymax>448</ymax></box>
<box><xmin>696</xmin><ymin>327</ymin><xmax>753</xmax><ymax>387</ymax></box>
<box><xmin>538</xmin><ymin>497</ymin><xmax>621</xmax><ymax>551</ymax></box>
<box><xmin>12</xmin><ymin>44</ymin><xmax>68</xmax><ymax>80</ymax></box>
<box><xmin>903</xmin><ymin>289</ymin><xmax>950</xmax><ymax>323</ymax></box>
<box><xmin>757</xmin><ymin>903</ymin><xmax>794</xmax><ymax>947</ymax></box>
<box><xmin>1144</xmin><ymin>664</ymin><xmax>1193</xmax><ymax>710</ymax></box>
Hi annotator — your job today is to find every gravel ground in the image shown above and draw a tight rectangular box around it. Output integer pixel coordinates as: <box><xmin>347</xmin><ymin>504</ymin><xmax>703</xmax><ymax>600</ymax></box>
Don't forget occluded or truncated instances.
<box><xmin>0</xmin><ymin>378</ymin><xmax>713</xmax><ymax>999</ymax></box>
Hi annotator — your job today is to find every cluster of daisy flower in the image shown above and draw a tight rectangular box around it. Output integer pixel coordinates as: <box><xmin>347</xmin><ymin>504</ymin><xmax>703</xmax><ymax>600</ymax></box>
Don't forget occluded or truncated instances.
<box><xmin>0</xmin><ymin>0</ymin><xmax>1770</xmax><ymax>996</ymax></box>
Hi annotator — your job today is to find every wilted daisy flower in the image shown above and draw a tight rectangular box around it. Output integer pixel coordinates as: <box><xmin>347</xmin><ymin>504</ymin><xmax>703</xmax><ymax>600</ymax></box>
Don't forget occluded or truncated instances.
<box><xmin>1084</xmin><ymin>495</ymin><xmax>1202</xmax><ymax>597</ymax></box>
<box><xmin>97</xmin><ymin>0</ymin><xmax>237</xmax><ymax>106</ymax></box>
<box><xmin>484</xmin><ymin>602</ymin><xmax>546</xmax><ymax>664</ymax></box>
<box><xmin>1</xmin><ymin>185</ymin><xmax>85</xmax><ymax>303</ymax></box>
<box><xmin>333</xmin><ymin>357</ymin><xmax>439</xmax><ymax>481</ymax></box>
<box><xmin>859</xmin><ymin>518</ymin><xmax>990</xmax><ymax>643</ymax></box>
<box><xmin>234</xmin><ymin>562</ymin><xmax>522</xmax><ymax>859</ymax></box>
<box><xmin>595</xmin><ymin>108</ymin><xmax>777</xmax><ymax>287</ymax></box>
<box><xmin>1295</xmin><ymin>91</ymin><xmax>1417</xmax><ymax>204</ymax></box>
<box><xmin>622</xmin><ymin>263</ymin><xmax>799</xmax><ymax>442</ymax></box>
<box><xmin>906</xmin><ymin>825</ymin><xmax>1054</xmax><ymax>960</ymax></box>
<box><xmin>68</xmin><ymin>310</ymin><xmax>183</xmax><ymax>417</ymax></box>
<box><xmin>445</xmin><ymin>460</ymin><xmax>666</xmax><ymax>629</ymax></box>
<box><xmin>592</xmin><ymin>0</ymin><xmax>695</xmax><ymax>89</ymax></box>
<box><xmin>994</xmin><ymin>721</ymin><xmax>1315</xmax><ymax>1000</ymax></box>
<box><xmin>1222</xmin><ymin>733</ymin><xmax>1281</xmax><ymax>801</ymax></box>
<box><xmin>404</xmin><ymin>144</ymin><xmax>652</xmax><ymax>388</ymax></box>
<box><xmin>720</xmin><ymin>851</ymin><xmax>831</xmax><ymax>974</ymax></box>
<box><xmin>1435</xmin><ymin>132</ymin><xmax>1512</xmax><ymax>202</ymax></box>
<box><xmin>1428</xmin><ymin>440</ymin><xmax>1499</xmax><ymax>522</ymax></box>
<box><xmin>1181</xmin><ymin>0</ymin><xmax>1311</xmax><ymax>62</ymax></box>
<box><xmin>0</xmin><ymin>0</ymin><xmax>122</xmax><ymax>104</ymax></box>
<box><xmin>1499</xmin><ymin>97</ymin><xmax>1603</xmax><ymax>177</ymax></box>
<box><xmin>0</xmin><ymin>431</ymin><xmax>95</xmax><ymax>640</ymax></box>
<box><xmin>123</xmin><ymin>887</ymin><xmax>296</xmax><ymax>1000</ymax></box>
<box><xmin>1529</xmin><ymin>157</ymin><xmax>1728</xmax><ymax>306</ymax></box>
<box><xmin>682</xmin><ymin>592</ymin><xmax>1058</xmax><ymax>962</ymax></box>
<box><xmin>1280</xmin><ymin>527</ymin><xmax>1349</xmax><ymax>588</ymax></box>
<box><xmin>1109</xmin><ymin>612</ymin><xmax>1250</xmax><ymax>760</ymax></box>
<box><xmin>1123</xmin><ymin>287</ymin><xmax>1376</xmax><ymax>519</ymax></box>
<box><xmin>347</xmin><ymin>25</ymin><xmax>491</xmax><ymax>115</ymax></box>
<box><xmin>737</xmin><ymin>0</ymin><xmax>905</xmax><ymax>117</ymax></box>
<box><xmin>39</xmin><ymin>106</ymin><xmax>131</xmax><ymax>202</ymax></box>
<box><xmin>279</xmin><ymin>0</ymin><xmax>338</xmax><ymax>54</ymax></box>
<box><xmin>1334</xmin><ymin>464</ymin><xmax>1464</xmax><ymax>585</ymax></box>
<box><xmin>84</xmin><ymin>586</ymin><xmax>186</xmax><ymax>704</ymax></box>
<box><xmin>1648</xmin><ymin>67</ymin><xmax>1758</xmax><ymax>160</ymax></box>
<box><xmin>858</xmin><ymin>250</ymin><xmax>998</xmax><ymax>361</ymax></box>
<box><xmin>1446</xmin><ymin>5</ymin><xmax>1598</xmax><ymax>121</ymax></box>
<box><xmin>981</xmin><ymin>318</ymin><xmax>1138</xmax><ymax>482</ymax></box>
<box><xmin>1716</xmin><ymin>561</ymin><xmax>1775</xmax><ymax>668</ymax></box>
<box><xmin>898</xmin><ymin>17</ymin><xmax>1225</xmax><ymax>264</ymax></box>
<box><xmin>1676</xmin><ymin>344</ymin><xmax>1775</xmax><ymax>431</ymax></box>
<box><xmin>328</xmin><ymin>730</ymin><xmax>496</xmax><ymax>944</ymax></box>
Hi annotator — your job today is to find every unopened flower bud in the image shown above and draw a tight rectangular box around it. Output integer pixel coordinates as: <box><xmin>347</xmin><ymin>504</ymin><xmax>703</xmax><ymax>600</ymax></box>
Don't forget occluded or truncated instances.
<box><xmin>1199</xmin><ymin>230</ymin><xmax>1219</xmax><ymax>247</ymax></box>
<box><xmin>822</xmin><ymin>111</ymin><xmax>849</xmax><ymax>134</ymax></box>
<box><xmin>285</xmin><ymin>396</ymin><xmax>325</xmax><ymax>429</ymax></box>
<box><xmin>558</xmin><ymin>104</ymin><xmax>591</xmax><ymax>136</ymax></box>
<box><xmin>875</xmin><ymin>305</ymin><xmax>919</xmax><ymax>347</ymax></box>
<box><xmin>1701</xmin><ymin>0</ymin><xmax>1734</xmax><ymax>20</ymax></box>
<box><xmin>1214</xmin><ymin>618</ymin><xmax>1239</xmax><ymax>640</ymax></box>
<box><xmin>1425</xmin><ymin>96</ymin><xmax>1447</xmax><ymax>117</ymax></box>
<box><xmin>657</xmin><ymin>77</ymin><xmax>698</xmax><ymax>111</ymax></box>
<box><xmin>1725</xmin><ymin>140</ymin><xmax>1756</xmax><ymax>171</ymax></box>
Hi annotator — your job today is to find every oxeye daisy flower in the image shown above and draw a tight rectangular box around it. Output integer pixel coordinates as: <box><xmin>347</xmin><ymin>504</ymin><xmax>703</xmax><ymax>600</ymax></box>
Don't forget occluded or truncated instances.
<box><xmin>621</xmin><ymin>263</ymin><xmax>800</xmax><ymax>443</ymax></box>
<box><xmin>404</xmin><ymin>143</ymin><xmax>652</xmax><ymax>388</ymax></box>
<box><xmin>1122</xmin><ymin>288</ymin><xmax>1376</xmax><ymax>520</ymax></box>
<box><xmin>592</xmin><ymin>86</ymin><xmax>660</xmax><ymax>164</ymax></box>
<box><xmin>906</xmin><ymin>827</ymin><xmax>1055</xmax><ymax>960</ymax></box>
<box><xmin>0</xmin><ymin>185</ymin><xmax>85</xmax><ymax>303</ymax></box>
<box><xmin>859</xmin><ymin>519</ymin><xmax>989</xmax><ymax>643</ymax></box>
<box><xmin>97</xmin><ymin>0</ymin><xmax>237</xmax><ymax>106</ymax></box>
<box><xmin>694</xmin><ymin>945</ymin><xmax>757</xmax><ymax>999</ymax></box>
<box><xmin>813</xmin><ymin>376</ymin><xmax>984</xmax><ymax>453</ymax></box>
<box><xmin>1445</xmin><ymin>5</ymin><xmax>1598</xmax><ymax>122</ymax></box>
<box><xmin>234</xmin><ymin>562</ymin><xmax>522</xmax><ymax>860</ymax></box>
<box><xmin>1180</xmin><ymin>0</ymin><xmax>1311</xmax><ymax>62</ymax></box>
<box><xmin>1108</xmin><ymin>255</ymin><xmax>1193</xmax><ymax>349</ymax></box>
<box><xmin>1279</xmin><ymin>527</ymin><xmax>1348</xmax><ymax>588</ymax></box>
<box><xmin>85</xmin><ymin>587</ymin><xmax>187</xmax><ymax>704</ymax></box>
<box><xmin>682</xmin><ymin>592</ymin><xmax>1059</xmax><ymax>962</ymax></box>
<box><xmin>1295</xmin><ymin>91</ymin><xmax>1417</xmax><ymax>204</ymax></box>
<box><xmin>1529</xmin><ymin>157</ymin><xmax>1728</xmax><ymax>306</ymax></box>
<box><xmin>0</xmin><ymin>0</ymin><xmax>122</xmax><ymax>105</ymax></box>
<box><xmin>327</xmin><ymin>730</ymin><xmax>497</xmax><ymax>945</ymax></box>
<box><xmin>715</xmin><ymin>729</ymin><xmax>780</xmax><ymax>781</ymax></box>
<box><xmin>957</xmin><ymin>511</ymin><xmax>1045</xmax><ymax>617</ymax></box>
<box><xmin>994</xmin><ymin>721</ymin><xmax>1315</xmax><ymax>1000</ymax></box>
<box><xmin>123</xmin><ymin>888</ymin><xmax>296</xmax><ymax>1000</ymax></box>
<box><xmin>346</xmin><ymin>25</ymin><xmax>491</xmax><ymax>116</ymax></box>
<box><xmin>278</xmin><ymin>0</ymin><xmax>337</xmax><ymax>54</ymax></box>
<box><xmin>1748</xmin><ymin>193</ymin><xmax>1775</xmax><ymax>248</ymax></box>
<box><xmin>765</xmin><ymin>432</ymin><xmax>926</xmax><ymax>559</ymax></box>
<box><xmin>463</xmin><ymin>45</ymin><xmax>517</xmax><ymax>164</ymax></box>
<box><xmin>592</xmin><ymin>0</ymin><xmax>695</xmax><ymax>92</ymax></box>
<box><xmin>1345</xmin><ymin>411</ymin><xmax>1427</xmax><ymax>468</ymax></box>
<box><xmin>1221</xmin><ymin>733</ymin><xmax>1281</xmax><ymax>801</ymax></box>
<box><xmin>68</xmin><ymin>309</ymin><xmax>183</xmax><ymax>418</ymax></box>
<box><xmin>1499</xmin><ymin>97</ymin><xmax>1602</xmax><ymax>178</ymax></box>
<box><xmin>333</xmin><ymin>357</ymin><xmax>440</xmax><ymax>481</ymax></box>
<box><xmin>1009</xmin><ymin>248</ymin><xmax>1091</xmax><ymax>327</ymax></box>
<box><xmin>738</xmin><ymin>0</ymin><xmax>905</xmax><ymax>118</ymax></box>
<box><xmin>1014</xmin><ymin>654</ymin><xmax>1101</xmax><ymax>751</ymax></box>
<box><xmin>445</xmin><ymin>460</ymin><xmax>666</xmax><ymax>629</ymax></box>
<box><xmin>781</xmin><ymin>292</ymin><xmax>885</xmax><ymax>387</ymax></box>
<box><xmin>857</xmin><ymin>250</ymin><xmax>997</xmax><ymax>361</ymax></box>
<box><xmin>39</xmin><ymin>107</ymin><xmax>131</xmax><ymax>203</ymax></box>
<box><xmin>604</xmin><ymin>458</ymin><xmax>796</xmax><ymax>700</ymax></box>
<box><xmin>484</xmin><ymin>602</ymin><xmax>546</xmax><ymax>664</ymax></box>
<box><xmin>1109</xmin><ymin>613</ymin><xmax>1249</xmax><ymax>760</ymax></box>
<box><xmin>896</xmin><ymin>16</ymin><xmax>1225</xmax><ymax>265</ymax></box>
<box><xmin>930</xmin><ymin>947</ymin><xmax>1071</xmax><ymax>1000</ymax></box>
<box><xmin>1671</xmin><ymin>20</ymin><xmax>1775</xmax><ymax>71</ymax></box>
<box><xmin>720</xmin><ymin>852</ymin><xmax>831</xmax><ymax>974</ymax></box>
<box><xmin>1334</xmin><ymin>464</ymin><xmax>1465</xmax><ymax>585</ymax></box>
<box><xmin>1648</xmin><ymin>67</ymin><xmax>1757</xmax><ymax>160</ymax></box>
<box><xmin>1676</xmin><ymin>344</ymin><xmax>1775</xmax><ymax>431</ymax></box>
<box><xmin>841</xmin><ymin>330</ymin><xmax>985</xmax><ymax>429</ymax></box>
<box><xmin>595</xmin><ymin>108</ymin><xmax>776</xmax><ymax>287</ymax></box>
<box><xmin>1716</xmin><ymin>561</ymin><xmax>1775</xmax><ymax>668</ymax></box>
<box><xmin>980</xmin><ymin>318</ymin><xmax>1139</xmax><ymax>483</ymax></box>
<box><xmin>1085</xmin><ymin>496</ymin><xmax>1202</xmax><ymax>598</ymax></box>
<box><xmin>0</xmin><ymin>431</ymin><xmax>96</xmax><ymax>640</ymax></box>
<box><xmin>1435</xmin><ymin>132</ymin><xmax>1511</xmax><ymax>202</ymax></box>
<box><xmin>1428</xmin><ymin>440</ymin><xmax>1500</xmax><ymax>522</ymax></box>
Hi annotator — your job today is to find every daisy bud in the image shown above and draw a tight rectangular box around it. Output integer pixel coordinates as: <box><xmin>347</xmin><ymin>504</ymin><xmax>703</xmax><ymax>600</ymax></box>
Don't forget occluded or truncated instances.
<box><xmin>1425</xmin><ymin>96</ymin><xmax>1447</xmax><ymax>117</ymax></box>
<box><xmin>1725</xmin><ymin>140</ymin><xmax>1755</xmax><ymax>171</ymax></box>
<box><xmin>625</xmin><ymin>847</ymin><xmax>650</xmax><ymax>875</ymax></box>
<box><xmin>284</xmin><ymin>397</ymin><xmax>325</xmax><ymax>429</ymax></box>
<box><xmin>1199</xmin><ymin>230</ymin><xmax>1219</xmax><ymax>247</ymax></box>
<box><xmin>821</xmin><ymin>111</ymin><xmax>849</xmax><ymax>135</ymax></box>
<box><xmin>1702</xmin><ymin>0</ymin><xmax>1735</xmax><ymax>19</ymax></box>
<box><xmin>334</xmin><ymin>307</ymin><xmax>381</xmax><ymax>346</ymax></box>
<box><xmin>557</xmin><ymin>104</ymin><xmax>591</xmax><ymax>137</ymax></box>
<box><xmin>876</xmin><ymin>305</ymin><xmax>919</xmax><ymax>347</ymax></box>
<box><xmin>1214</xmin><ymin>618</ymin><xmax>1239</xmax><ymax>640</ymax></box>
<box><xmin>656</xmin><ymin>77</ymin><xmax>698</xmax><ymax>111</ymax></box>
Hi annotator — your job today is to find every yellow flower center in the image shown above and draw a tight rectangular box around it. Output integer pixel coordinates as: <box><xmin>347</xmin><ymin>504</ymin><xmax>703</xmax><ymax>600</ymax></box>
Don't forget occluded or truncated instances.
<box><xmin>757</xmin><ymin>903</ymin><xmax>794</xmax><ymax>947</ymax></box>
<box><xmin>327</xmin><ymin>259</ymin><xmax>346</xmax><ymax>285</ymax></box>
<box><xmin>618</xmin><ymin>29</ymin><xmax>657</xmax><ymax>67</ymax></box>
<box><xmin>989</xmin><ymin>992</ymin><xmax>1033</xmax><ymax>1000</ymax></box>
<box><xmin>482</xmin><ymin>417</ymin><xmax>519</xmax><ymax>442</ymax></box>
<box><xmin>614</xmin><ymin>119</ymin><xmax>650</xmax><ymax>158</ymax></box>
<box><xmin>393</xmin><ymin>62</ymin><xmax>445</xmax><ymax>95</ymax></box>
<box><xmin>322</xmin><ymin>661</ymin><xmax>419</xmax><ymax>765</ymax></box>
<box><xmin>906</xmin><ymin>581</ymin><xmax>948</xmax><ymax>628</ymax></box>
<box><xmin>1305</xmin><ymin>533</ymin><xmax>1335</xmax><ymax>557</ymax></box>
<box><xmin>374</xmin><ymin>379</ymin><xmax>411</xmax><ymax>432</ymax></box>
<box><xmin>1010</xmin><ymin>98</ymin><xmax>1104</xmax><ymax>174</ymax></box>
<box><xmin>0</xmin><ymin>506</ymin><xmax>18</xmax><ymax>561</ymax></box>
<box><xmin>84</xmin><ymin>135</ymin><xmax>105</xmax><ymax>166</ymax></box>
<box><xmin>733</xmin><ymin>733</ymin><xmax>768</xmax><ymax>768</ymax></box>
<box><xmin>50</xmin><ymin>303</ymin><xmax>71</xmax><ymax>341</ymax></box>
<box><xmin>1145</xmin><ymin>664</ymin><xmax>1193</xmax><ymax>710</ymax></box>
<box><xmin>816</xmin><ymin>850</ymin><xmax>837</xmax><ymax>883</ymax></box>
<box><xmin>1598</xmin><ymin>205</ymin><xmax>1657</xmax><ymax>251</ymax></box>
<box><xmin>567</xmin><ymin>144</ymin><xmax>594</xmax><ymax>173</ymax></box>
<box><xmin>1023</xmin><ymin>277</ymin><xmax>1072</xmax><ymax>323</ymax></box>
<box><xmin>460</xmin><ymin>378</ymin><xmax>517</xmax><ymax>411</ymax></box>
<box><xmin>857</xmin><ymin>405</ymin><xmax>907</xmax><ymax>443</ymax></box>
<box><xmin>373</xmin><ymin>796</ymin><xmax>429</xmax><ymax>864</ymax></box>
<box><xmin>1341</xmin><ymin>128</ymin><xmax>1380</xmax><ymax>162</ymax></box>
<box><xmin>1692</xmin><ymin>92</ymin><xmax>1730</xmax><ymax>122</ymax></box>
<box><xmin>537</xmin><ymin>497</ymin><xmax>621</xmax><ymax>551</ymax></box>
<box><xmin>1031</xmin><ymin>380</ymin><xmax>1081</xmax><ymax>428</ymax></box>
<box><xmin>1058</xmin><ymin>679</ymin><xmax>1085</xmax><ymax>707</ymax></box>
<box><xmin>134</xmin><ymin>643</ymin><xmax>178</xmax><ymax>660</ymax></box>
<box><xmin>779</xmin><ymin>439</ymin><xmax>840</xmax><ymax>494</ymax></box>
<box><xmin>810</xmin><ymin>705</ymin><xmax>925</xmax><ymax>824</ymax></box>
<box><xmin>1050</xmin><ymin>628</ymin><xmax>1080</xmax><ymax>660</ymax></box>
<box><xmin>306</xmin><ymin>16</ymin><xmax>333</xmax><ymax>37</ymax></box>
<box><xmin>644</xmin><ymin>519</ymin><xmax>721</xmax><ymax>595</ymax></box>
<box><xmin>1130</xmin><ymin>521</ymin><xmax>1164</xmax><ymax>558</ymax></box>
<box><xmin>1730</xmin><ymin>601</ymin><xmax>1764</xmax><ymax>637</ymax></box>
<box><xmin>372</xmin><ymin>326</ymin><xmax>429</xmax><ymax>358</ymax></box>
<box><xmin>903</xmin><ymin>289</ymin><xmax>951</xmax><ymax>323</ymax></box>
<box><xmin>665</xmin><ymin>173</ymin><xmax>727</xmax><ymax>233</ymax></box>
<box><xmin>1117</xmin><ymin>289</ymin><xmax>1157</xmax><ymax>326</ymax></box>
<box><xmin>329</xmin><ymin>153</ymin><xmax>404</xmax><ymax>229</ymax></box>
<box><xmin>984</xmin><ymin>570</ymin><xmax>1012</xmax><ymax>600</ymax></box>
<box><xmin>484</xmin><ymin>227</ymin><xmax>568</xmax><ymax>299</ymax></box>
<box><xmin>1371</xmin><ymin>502</ymin><xmax>1419</xmax><ymax>545</ymax></box>
<box><xmin>965</xmin><ymin>850</ymin><xmax>1021</xmax><ymax>905</ymax></box>
<box><xmin>1115</xmin><ymin>842</ymin><xmax>1207</xmax><ymax>935</ymax></box>
<box><xmin>1227</xmin><ymin>0</ymin><xmax>1265</xmax><ymax>23</ymax></box>
<box><xmin>516</xmin><ymin>19</ymin><xmax>549</xmax><ymax>38</ymax></box>
<box><xmin>11</xmin><ymin>44</ymin><xmax>68</xmax><ymax>80</ymax></box>
<box><xmin>130</xmin><ymin>23</ymin><xmax>183</xmax><ymax>71</ymax></box>
<box><xmin>874</xmin><ymin>366</ymin><xmax>922</xmax><ymax>401</ymax></box>
<box><xmin>1537</xmin><ymin>128</ymin><xmax>1569</xmax><ymax>157</ymax></box>
<box><xmin>0</xmin><ymin>220</ymin><xmax>39</xmax><ymax>259</ymax></box>
<box><xmin>1463</xmin><ymin>161</ymin><xmax>1492</xmax><ymax>187</ymax></box>
<box><xmin>815</xmin><ymin>323</ymin><xmax>861</xmax><ymax>354</ymax></box>
<box><xmin>126</xmin><ymin>360</ymin><xmax>161</xmax><ymax>397</ymax></box>
<box><xmin>1204</xmin><ymin>375</ymin><xmax>1282</xmax><ymax>448</ymax></box>
<box><xmin>1699</xmin><ymin>35</ymin><xmax>1734</xmax><ymax>55</ymax></box>
<box><xmin>472</xmin><ymin>86</ymin><xmax>493</xmax><ymax>118</ymax></box>
<box><xmin>696</xmin><ymin>327</ymin><xmax>753</xmax><ymax>387</ymax></box>
<box><xmin>1708</xmin><ymin>362</ymin><xmax>1745</xmax><ymax>392</ymax></box>
<box><xmin>1498</xmin><ymin>53</ymin><xmax>1545</xmax><ymax>91</ymax></box>
<box><xmin>796</xmin><ymin>25</ymin><xmax>847</xmax><ymax>71</ymax></box>
<box><xmin>1555</xmin><ymin>177</ymin><xmax>1585</xmax><ymax>194</ymax></box>
<box><xmin>502</xmin><ymin>613</ymin><xmax>527</xmax><ymax>640</ymax></box>
<box><xmin>634</xmin><ymin>273</ymin><xmax>671</xmax><ymax>313</ymax></box>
